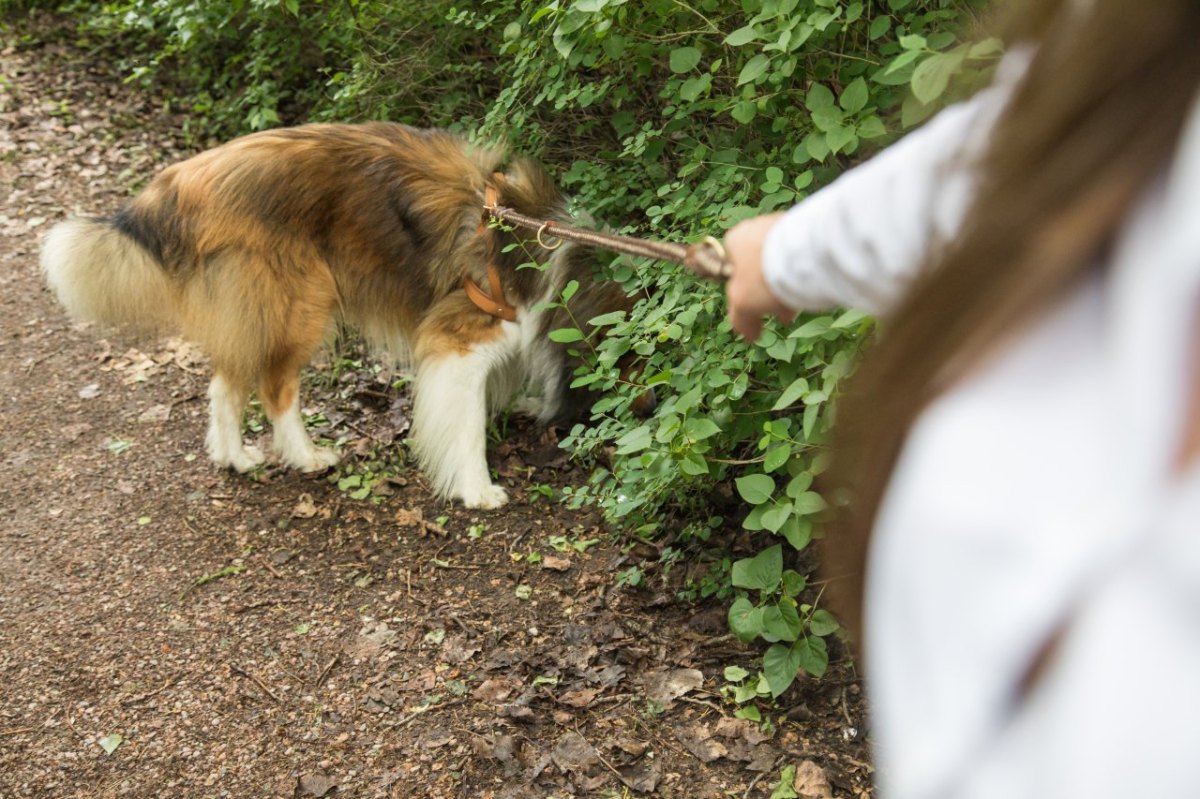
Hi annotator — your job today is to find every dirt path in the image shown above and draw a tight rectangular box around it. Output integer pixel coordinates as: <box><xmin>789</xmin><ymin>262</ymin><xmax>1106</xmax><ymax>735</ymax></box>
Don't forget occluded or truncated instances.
<box><xmin>0</xmin><ymin>33</ymin><xmax>870</xmax><ymax>799</ymax></box>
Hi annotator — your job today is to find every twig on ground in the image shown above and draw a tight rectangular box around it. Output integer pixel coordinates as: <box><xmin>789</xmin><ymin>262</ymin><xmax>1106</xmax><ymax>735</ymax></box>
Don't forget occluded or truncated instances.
<box><xmin>315</xmin><ymin>653</ymin><xmax>340</xmax><ymax>688</ymax></box>
<box><xmin>678</xmin><ymin>695</ymin><xmax>723</xmax><ymax>713</ymax></box>
<box><xmin>742</xmin><ymin>755</ymin><xmax>786</xmax><ymax>798</ymax></box>
<box><xmin>431</xmin><ymin>560</ymin><xmax>481</xmax><ymax>571</ymax></box>
<box><xmin>121</xmin><ymin>674</ymin><xmax>182</xmax><ymax>706</ymax></box>
<box><xmin>234</xmin><ymin>597</ymin><xmax>302</xmax><ymax>613</ymax></box>
<box><xmin>391</xmin><ymin>698</ymin><xmax>464</xmax><ymax>730</ymax></box>
<box><xmin>229</xmin><ymin>663</ymin><xmax>281</xmax><ymax>703</ymax></box>
<box><xmin>0</xmin><ymin>726</ymin><xmax>38</xmax><ymax>737</ymax></box>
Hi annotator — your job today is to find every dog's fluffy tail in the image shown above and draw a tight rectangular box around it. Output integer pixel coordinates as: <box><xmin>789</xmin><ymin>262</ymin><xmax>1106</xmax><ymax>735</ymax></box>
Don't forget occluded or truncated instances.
<box><xmin>40</xmin><ymin>218</ymin><xmax>175</xmax><ymax>331</ymax></box>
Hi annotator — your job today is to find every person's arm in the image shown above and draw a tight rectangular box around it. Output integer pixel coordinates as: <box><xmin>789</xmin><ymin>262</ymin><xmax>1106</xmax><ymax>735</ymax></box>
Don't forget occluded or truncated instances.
<box><xmin>725</xmin><ymin>51</ymin><xmax>1030</xmax><ymax>340</ymax></box>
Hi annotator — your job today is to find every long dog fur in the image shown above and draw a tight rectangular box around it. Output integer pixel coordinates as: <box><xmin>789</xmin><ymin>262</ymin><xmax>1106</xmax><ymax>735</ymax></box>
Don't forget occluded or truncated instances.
<box><xmin>41</xmin><ymin>123</ymin><xmax>631</xmax><ymax>508</ymax></box>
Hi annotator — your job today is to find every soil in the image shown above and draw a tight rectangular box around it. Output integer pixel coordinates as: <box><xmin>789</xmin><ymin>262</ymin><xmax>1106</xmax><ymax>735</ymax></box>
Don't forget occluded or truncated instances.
<box><xmin>0</xmin><ymin>24</ymin><xmax>872</xmax><ymax>799</ymax></box>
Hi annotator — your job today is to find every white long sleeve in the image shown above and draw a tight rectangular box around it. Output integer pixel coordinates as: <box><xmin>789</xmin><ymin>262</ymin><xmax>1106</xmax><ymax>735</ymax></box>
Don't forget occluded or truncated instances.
<box><xmin>761</xmin><ymin>53</ymin><xmax>1029</xmax><ymax>316</ymax></box>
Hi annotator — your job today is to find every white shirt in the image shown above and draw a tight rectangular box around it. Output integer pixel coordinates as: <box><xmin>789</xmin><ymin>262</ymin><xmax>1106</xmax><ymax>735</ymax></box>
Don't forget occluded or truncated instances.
<box><xmin>760</xmin><ymin>53</ymin><xmax>1200</xmax><ymax>799</ymax></box>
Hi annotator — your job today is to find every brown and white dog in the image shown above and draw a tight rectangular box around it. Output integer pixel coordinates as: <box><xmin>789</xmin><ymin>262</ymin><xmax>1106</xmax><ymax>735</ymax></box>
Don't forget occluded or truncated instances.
<box><xmin>41</xmin><ymin>123</ymin><xmax>636</xmax><ymax>508</ymax></box>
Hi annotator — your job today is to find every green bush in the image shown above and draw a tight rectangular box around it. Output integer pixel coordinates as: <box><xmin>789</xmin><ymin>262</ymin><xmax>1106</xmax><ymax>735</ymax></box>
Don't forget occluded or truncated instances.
<box><xmin>480</xmin><ymin>0</ymin><xmax>997</xmax><ymax>696</ymax></box>
<box><xmin>36</xmin><ymin>0</ymin><xmax>997</xmax><ymax>698</ymax></box>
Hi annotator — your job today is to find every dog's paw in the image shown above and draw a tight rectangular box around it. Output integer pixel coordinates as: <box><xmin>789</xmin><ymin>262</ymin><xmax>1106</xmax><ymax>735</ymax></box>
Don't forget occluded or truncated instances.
<box><xmin>460</xmin><ymin>484</ymin><xmax>509</xmax><ymax>510</ymax></box>
<box><xmin>224</xmin><ymin>445</ymin><xmax>266</xmax><ymax>473</ymax></box>
<box><xmin>286</xmin><ymin>445</ymin><xmax>341</xmax><ymax>474</ymax></box>
<box><xmin>513</xmin><ymin>397</ymin><xmax>545</xmax><ymax>418</ymax></box>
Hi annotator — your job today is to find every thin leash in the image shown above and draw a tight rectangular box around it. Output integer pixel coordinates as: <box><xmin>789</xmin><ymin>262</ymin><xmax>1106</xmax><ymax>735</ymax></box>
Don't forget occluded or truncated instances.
<box><xmin>484</xmin><ymin>204</ymin><xmax>734</xmax><ymax>282</ymax></box>
<box><xmin>462</xmin><ymin>174</ymin><xmax>733</xmax><ymax>322</ymax></box>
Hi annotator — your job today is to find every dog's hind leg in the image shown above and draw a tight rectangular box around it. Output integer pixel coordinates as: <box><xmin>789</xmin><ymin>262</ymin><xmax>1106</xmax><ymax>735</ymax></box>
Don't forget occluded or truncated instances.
<box><xmin>260</xmin><ymin>361</ymin><xmax>340</xmax><ymax>473</ymax></box>
<box><xmin>206</xmin><ymin>373</ymin><xmax>266</xmax><ymax>472</ymax></box>
<box><xmin>257</xmin><ymin>285</ymin><xmax>340</xmax><ymax>472</ymax></box>
<box><xmin>413</xmin><ymin>296</ymin><xmax>521</xmax><ymax>509</ymax></box>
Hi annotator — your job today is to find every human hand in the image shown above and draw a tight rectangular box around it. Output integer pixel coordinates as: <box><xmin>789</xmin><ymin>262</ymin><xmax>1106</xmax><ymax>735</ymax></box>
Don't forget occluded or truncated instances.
<box><xmin>723</xmin><ymin>212</ymin><xmax>795</xmax><ymax>341</ymax></box>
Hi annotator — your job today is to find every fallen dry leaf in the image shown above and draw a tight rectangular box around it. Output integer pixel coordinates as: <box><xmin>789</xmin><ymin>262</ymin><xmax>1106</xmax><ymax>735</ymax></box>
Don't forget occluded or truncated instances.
<box><xmin>472</xmin><ymin>677</ymin><xmax>516</xmax><ymax>703</ymax></box>
<box><xmin>394</xmin><ymin>507</ymin><xmax>423</xmax><ymax>527</ymax></box>
<box><xmin>557</xmin><ymin>687</ymin><xmax>598</xmax><ymax>708</ymax></box>
<box><xmin>643</xmin><ymin>668</ymin><xmax>704</xmax><ymax>707</ymax></box>
<box><xmin>615</xmin><ymin>736</ymin><xmax>649</xmax><ymax>757</ymax></box>
<box><xmin>676</xmin><ymin>722</ymin><xmax>728</xmax><ymax>763</ymax></box>
<box><xmin>793</xmin><ymin>759</ymin><xmax>834</xmax><ymax>799</ymax></box>
<box><xmin>137</xmin><ymin>403</ymin><xmax>170</xmax><ymax>423</ymax></box>
<box><xmin>551</xmin><ymin>731</ymin><xmax>599</xmax><ymax>773</ymax></box>
<box><xmin>394</xmin><ymin>506</ymin><xmax>446</xmax><ymax>536</ymax></box>
<box><xmin>298</xmin><ymin>773</ymin><xmax>338</xmax><ymax>797</ymax></box>
<box><xmin>619</xmin><ymin>762</ymin><xmax>661</xmax><ymax>793</ymax></box>
<box><xmin>292</xmin><ymin>493</ymin><xmax>318</xmax><ymax>519</ymax></box>
<box><xmin>714</xmin><ymin>716</ymin><xmax>772</xmax><ymax>746</ymax></box>
<box><xmin>541</xmin><ymin>554</ymin><xmax>572</xmax><ymax>572</ymax></box>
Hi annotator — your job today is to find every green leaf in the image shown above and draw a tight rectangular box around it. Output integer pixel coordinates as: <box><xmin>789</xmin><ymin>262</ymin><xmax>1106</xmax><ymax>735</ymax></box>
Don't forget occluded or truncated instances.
<box><xmin>884</xmin><ymin>48</ymin><xmax>923</xmax><ymax>77</ymax></box>
<box><xmin>808</xmin><ymin>608</ymin><xmax>840</xmax><ymax>637</ymax></box>
<box><xmin>760</xmin><ymin>502</ymin><xmax>792</xmax><ymax>533</ymax></box>
<box><xmin>856</xmin><ymin>114</ymin><xmax>887</xmax><ymax>139</ymax></box>
<box><xmin>911</xmin><ymin>49</ymin><xmax>966</xmax><ymax>105</ymax></box>
<box><xmin>763</xmin><ymin>642</ymin><xmax>802</xmax><ymax>697</ymax></box>
<box><xmin>615</xmin><ymin>425</ymin><xmax>653</xmax><ymax>455</ymax></box>
<box><xmin>781</xmin><ymin>516</ymin><xmax>813</xmax><ymax>550</ymax></box>
<box><xmin>724</xmin><ymin>665</ymin><xmax>751</xmax><ymax>682</ymax></box>
<box><xmin>735</xmin><ymin>473</ymin><xmax>775</xmax><ymax>505</ymax></box>
<box><xmin>724</xmin><ymin>25</ymin><xmax>759</xmax><ymax>46</ymax></box>
<box><xmin>781</xmin><ymin>569</ymin><xmax>807</xmax><ymax>597</ymax></box>
<box><xmin>761</xmin><ymin>600</ymin><xmax>802</xmax><ymax>642</ymax></box>
<box><xmin>809</xmin><ymin>105</ymin><xmax>845</xmax><ymax>133</ymax></box>
<box><xmin>832</xmin><ymin>308</ymin><xmax>869</xmax><ymax>329</ymax></box>
<box><xmin>763</xmin><ymin>444</ymin><xmax>791</xmax><ymax>473</ymax></box>
<box><xmin>284</xmin><ymin>0</ymin><xmax>298</xmax><ymax>15</ymax></box>
<box><xmin>98</xmin><ymin>733</ymin><xmax>123</xmax><ymax>755</ymax></box>
<box><xmin>685</xmin><ymin>417</ymin><xmax>722</xmax><ymax>441</ymax></box>
<box><xmin>729</xmin><ymin>596</ymin><xmax>765</xmax><ymax>642</ymax></box>
<box><xmin>839</xmin><ymin>77</ymin><xmax>868</xmax><ymax>114</ymax></box>
<box><xmin>738</xmin><ymin>54</ymin><xmax>771</xmax><ymax>85</ymax></box>
<box><xmin>794</xmin><ymin>635</ymin><xmax>829</xmax><ymax>678</ymax></box>
<box><xmin>765</xmin><ymin>335</ymin><xmax>797</xmax><ymax>362</ymax></box>
<box><xmin>805</xmin><ymin>82</ymin><xmax>834</xmax><ymax>110</ymax></box>
<box><xmin>785</xmin><ymin>472</ymin><xmax>813</xmax><ymax>498</ymax></box>
<box><xmin>796</xmin><ymin>489</ymin><xmax>825</xmax><ymax>513</ymax></box>
<box><xmin>679</xmin><ymin>74</ymin><xmax>711</xmax><ymax>102</ymax></box>
<box><xmin>869</xmin><ymin>15</ymin><xmax>891</xmax><ymax>40</ymax></box>
<box><xmin>826</xmin><ymin>125</ymin><xmax>857</xmax><ymax>154</ymax></box>
<box><xmin>770</xmin><ymin>764</ymin><xmax>800</xmax><ymax>799</ymax></box>
<box><xmin>669</xmin><ymin>46</ymin><xmax>702</xmax><ymax>73</ymax></box>
<box><xmin>587</xmin><ymin>310</ymin><xmax>626</xmax><ymax>327</ymax></box>
<box><xmin>803</xmin><ymin>130</ymin><xmax>829</xmax><ymax>163</ymax></box>
<box><xmin>772</xmin><ymin>377</ymin><xmax>808</xmax><ymax>410</ymax></box>
<box><xmin>561</xmin><ymin>279</ymin><xmax>579</xmax><ymax>302</ymax></box>
<box><xmin>548</xmin><ymin>327</ymin><xmax>584</xmax><ymax>343</ymax></box>
<box><xmin>730</xmin><ymin>100</ymin><xmax>757</xmax><ymax>124</ymax></box>
<box><xmin>802</xmin><ymin>402</ymin><xmax>821</xmax><ymax>440</ymax></box>
<box><xmin>680</xmin><ymin>452</ymin><xmax>709</xmax><ymax>476</ymax></box>
<box><xmin>731</xmin><ymin>544</ymin><xmax>782</xmax><ymax>592</ymax></box>
<box><xmin>969</xmin><ymin>37</ymin><xmax>1005</xmax><ymax>60</ymax></box>
<box><xmin>789</xmin><ymin>316</ymin><xmax>831</xmax><ymax>338</ymax></box>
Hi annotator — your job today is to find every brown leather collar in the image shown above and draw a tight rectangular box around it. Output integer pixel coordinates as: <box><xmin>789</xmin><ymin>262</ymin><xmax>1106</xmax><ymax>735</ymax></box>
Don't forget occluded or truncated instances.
<box><xmin>463</xmin><ymin>177</ymin><xmax>518</xmax><ymax>323</ymax></box>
